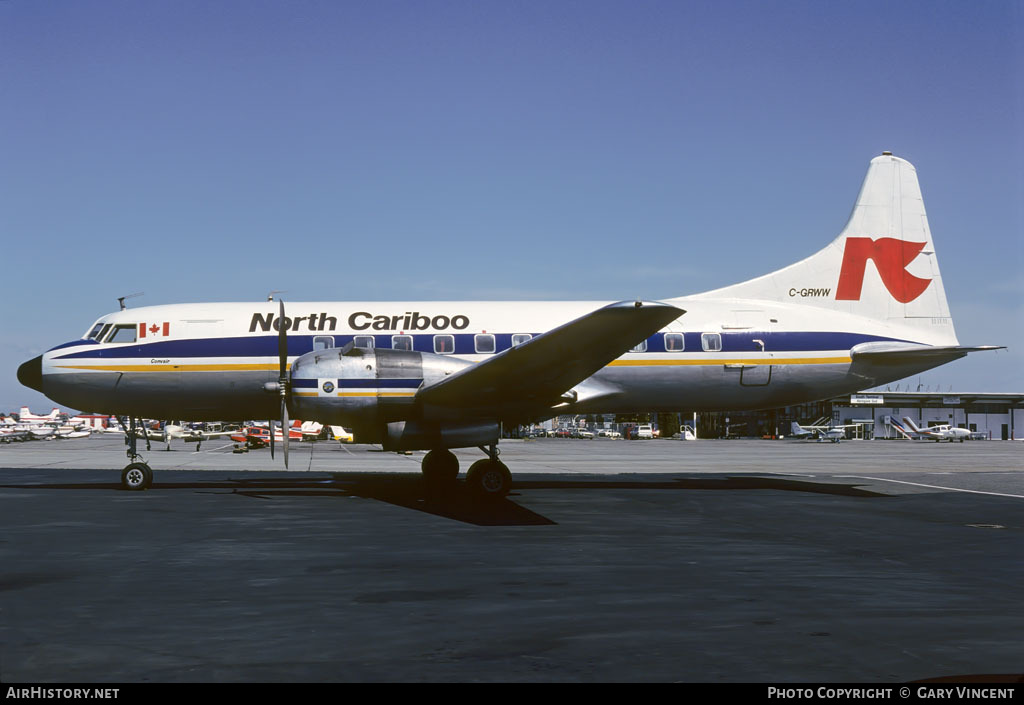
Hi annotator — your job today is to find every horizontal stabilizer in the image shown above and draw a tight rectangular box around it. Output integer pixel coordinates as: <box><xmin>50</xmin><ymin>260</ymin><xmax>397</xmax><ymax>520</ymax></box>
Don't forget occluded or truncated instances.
<box><xmin>851</xmin><ymin>342</ymin><xmax>1004</xmax><ymax>364</ymax></box>
<box><xmin>418</xmin><ymin>300</ymin><xmax>684</xmax><ymax>413</ymax></box>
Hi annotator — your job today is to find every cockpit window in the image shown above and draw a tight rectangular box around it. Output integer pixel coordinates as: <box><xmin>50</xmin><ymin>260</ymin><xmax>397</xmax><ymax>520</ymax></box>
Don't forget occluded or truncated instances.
<box><xmin>106</xmin><ymin>324</ymin><xmax>138</xmax><ymax>344</ymax></box>
<box><xmin>86</xmin><ymin>323</ymin><xmax>105</xmax><ymax>340</ymax></box>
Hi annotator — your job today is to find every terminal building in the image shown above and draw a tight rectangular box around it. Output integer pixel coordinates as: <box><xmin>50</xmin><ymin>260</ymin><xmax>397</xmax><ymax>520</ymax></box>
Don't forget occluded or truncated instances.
<box><xmin>550</xmin><ymin>392</ymin><xmax>1024</xmax><ymax>441</ymax></box>
<box><xmin>682</xmin><ymin>392</ymin><xmax>1024</xmax><ymax>441</ymax></box>
<box><xmin>830</xmin><ymin>392</ymin><xmax>1023</xmax><ymax>441</ymax></box>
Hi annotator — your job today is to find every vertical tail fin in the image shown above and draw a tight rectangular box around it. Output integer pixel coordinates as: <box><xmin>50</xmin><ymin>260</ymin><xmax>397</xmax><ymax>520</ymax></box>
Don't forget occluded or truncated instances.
<box><xmin>901</xmin><ymin>417</ymin><xmax>925</xmax><ymax>434</ymax></box>
<box><xmin>688</xmin><ymin>154</ymin><xmax>958</xmax><ymax>346</ymax></box>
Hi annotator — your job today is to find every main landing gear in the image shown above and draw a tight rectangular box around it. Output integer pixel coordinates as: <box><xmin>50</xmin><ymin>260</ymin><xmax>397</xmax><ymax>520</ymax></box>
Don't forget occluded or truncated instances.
<box><xmin>120</xmin><ymin>416</ymin><xmax>153</xmax><ymax>490</ymax></box>
<box><xmin>420</xmin><ymin>444</ymin><xmax>512</xmax><ymax>499</ymax></box>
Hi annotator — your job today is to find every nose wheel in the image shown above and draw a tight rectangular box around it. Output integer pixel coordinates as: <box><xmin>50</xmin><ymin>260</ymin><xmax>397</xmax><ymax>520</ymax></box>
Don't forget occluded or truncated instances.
<box><xmin>121</xmin><ymin>462</ymin><xmax>153</xmax><ymax>490</ymax></box>
<box><xmin>120</xmin><ymin>415</ymin><xmax>154</xmax><ymax>490</ymax></box>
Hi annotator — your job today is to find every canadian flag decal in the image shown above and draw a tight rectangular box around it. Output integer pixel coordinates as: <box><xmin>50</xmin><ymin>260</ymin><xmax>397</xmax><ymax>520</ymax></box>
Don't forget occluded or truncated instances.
<box><xmin>835</xmin><ymin>237</ymin><xmax>932</xmax><ymax>303</ymax></box>
<box><xmin>139</xmin><ymin>322</ymin><xmax>171</xmax><ymax>338</ymax></box>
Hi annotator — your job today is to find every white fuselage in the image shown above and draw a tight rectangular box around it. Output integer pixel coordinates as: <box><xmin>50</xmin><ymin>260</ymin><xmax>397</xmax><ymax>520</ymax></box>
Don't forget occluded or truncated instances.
<box><xmin>31</xmin><ymin>295</ymin><xmax>949</xmax><ymax>422</ymax></box>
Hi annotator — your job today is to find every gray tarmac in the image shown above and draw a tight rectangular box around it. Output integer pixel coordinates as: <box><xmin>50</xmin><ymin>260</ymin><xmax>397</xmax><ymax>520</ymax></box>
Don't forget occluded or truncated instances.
<box><xmin>0</xmin><ymin>435</ymin><xmax>1021</xmax><ymax>683</ymax></box>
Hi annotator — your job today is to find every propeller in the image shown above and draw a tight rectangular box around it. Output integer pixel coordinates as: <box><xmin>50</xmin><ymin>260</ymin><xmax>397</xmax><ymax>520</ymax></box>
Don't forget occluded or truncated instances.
<box><xmin>278</xmin><ymin>298</ymin><xmax>290</xmax><ymax>469</ymax></box>
<box><xmin>269</xmin><ymin>298</ymin><xmax>290</xmax><ymax>468</ymax></box>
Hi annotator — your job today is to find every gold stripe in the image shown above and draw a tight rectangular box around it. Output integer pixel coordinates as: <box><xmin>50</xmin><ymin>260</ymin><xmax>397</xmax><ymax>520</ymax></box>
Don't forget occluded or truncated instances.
<box><xmin>337</xmin><ymin>392</ymin><xmax>415</xmax><ymax>398</ymax></box>
<box><xmin>608</xmin><ymin>356</ymin><xmax>851</xmax><ymax>366</ymax></box>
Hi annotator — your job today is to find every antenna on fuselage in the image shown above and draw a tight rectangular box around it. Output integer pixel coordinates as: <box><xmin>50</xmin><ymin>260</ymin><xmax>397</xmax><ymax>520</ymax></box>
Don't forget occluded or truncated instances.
<box><xmin>117</xmin><ymin>292</ymin><xmax>144</xmax><ymax>311</ymax></box>
<box><xmin>266</xmin><ymin>290</ymin><xmax>287</xmax><ymax>302</ymax></box>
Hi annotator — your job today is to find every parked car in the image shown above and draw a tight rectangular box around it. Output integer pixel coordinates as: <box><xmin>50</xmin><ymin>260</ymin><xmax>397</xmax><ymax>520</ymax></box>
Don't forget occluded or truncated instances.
<box><xmin>636</xmin><ymin>424</ymin><xmax>654</xmax><ymax>439</ymax></box>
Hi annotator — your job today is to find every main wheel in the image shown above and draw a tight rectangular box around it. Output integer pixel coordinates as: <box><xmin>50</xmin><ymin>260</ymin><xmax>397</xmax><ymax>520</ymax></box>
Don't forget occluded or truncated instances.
<box><xmin>121</xmin><ymin>463</ymin><xmax>153</xmax><ymax>491</ymax></box>
<box><xmin>421</xmin><ymin>449</ymin><xmax>460</xmax><ymax>489</ymax></box>
<box><xmin>466</xmin><ymin>459</ymin><xmax>512</xmax><ymax>499</ymax></box>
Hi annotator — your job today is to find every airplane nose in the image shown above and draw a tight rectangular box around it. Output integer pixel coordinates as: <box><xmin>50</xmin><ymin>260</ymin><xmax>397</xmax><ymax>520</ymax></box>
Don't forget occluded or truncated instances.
<box><xmin>17</xmin><ymin>355</ymin><xmax>43</xmax><ymax>393</ymax></box>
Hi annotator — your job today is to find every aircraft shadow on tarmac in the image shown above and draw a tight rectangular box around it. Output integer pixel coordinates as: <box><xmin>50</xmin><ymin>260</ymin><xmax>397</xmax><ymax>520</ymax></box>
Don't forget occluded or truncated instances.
<box><xmin>0</xmin><ymin>473</ymin><xmax>888</xmax><ymax>527</ymax></box>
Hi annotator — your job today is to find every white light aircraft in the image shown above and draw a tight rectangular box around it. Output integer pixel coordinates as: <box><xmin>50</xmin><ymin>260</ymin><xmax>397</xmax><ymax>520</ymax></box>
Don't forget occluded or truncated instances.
<box><xmin>17</xmin><ymin>154</ymin><xmax>1001</xmax><ymax>495</ymax></box>
<box><xmin>17</xmin><ymin>406</ymin><xmax>62</xmax><ymax>423</ymax></box>
<box><xmin>160</xmin><ymin>423</ymin><xmax>237</xmax><ymax>451</ymax></box>
<box><xmin>789</xmin><ymin>420</ymin><xmax>861</xmax><ymax>443</ymax></box>
<box><xmin>898</xmin><ymin>416</ymin><xmax>971</xmax><ymax>442</ymax></box>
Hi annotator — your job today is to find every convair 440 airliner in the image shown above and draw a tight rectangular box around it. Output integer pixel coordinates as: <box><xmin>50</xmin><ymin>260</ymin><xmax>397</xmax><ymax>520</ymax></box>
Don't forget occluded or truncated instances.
<box><xmin>17</xmin><ymin>154</ymin><xmax>1000</xmax><ymax>495</ymax></box>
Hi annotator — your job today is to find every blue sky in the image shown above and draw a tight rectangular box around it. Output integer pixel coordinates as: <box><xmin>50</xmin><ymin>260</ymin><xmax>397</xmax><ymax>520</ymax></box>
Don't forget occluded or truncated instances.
<box><xmin>2</xmin><ymin>0</ymin><xmax>1021</xmax><ymax>412</ymax></box>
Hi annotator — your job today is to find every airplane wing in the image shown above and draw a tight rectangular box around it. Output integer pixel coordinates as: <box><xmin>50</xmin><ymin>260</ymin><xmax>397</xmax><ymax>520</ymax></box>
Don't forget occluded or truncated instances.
<box><xmin>851</xmin><ymin>342</ymin><xmax>1004</xmax><ymax>363</ymax></box>
<box><xmin>194</xmin><ymin>430</ymin><xmax>238</xmax><ymax>440</ymax></box>
<box><xmin>416</xmin><ymin>300</ymin><xmax>684</xmax><ymax>418</ymax></box>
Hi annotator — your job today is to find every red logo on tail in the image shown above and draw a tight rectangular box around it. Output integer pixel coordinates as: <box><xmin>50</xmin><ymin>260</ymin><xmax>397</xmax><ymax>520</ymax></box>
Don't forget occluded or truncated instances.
<box><xmin>835</xmin><ymin>237</ymin><xmax>932</xmax><ymax>303</ymax></box>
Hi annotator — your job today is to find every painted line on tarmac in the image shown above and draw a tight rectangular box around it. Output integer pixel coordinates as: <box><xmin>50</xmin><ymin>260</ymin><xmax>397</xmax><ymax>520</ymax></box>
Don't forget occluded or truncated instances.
<box><xmin>837</xmin><ymin>475</ymin><xmax>1024</xmax><ymax>500</ymax></box>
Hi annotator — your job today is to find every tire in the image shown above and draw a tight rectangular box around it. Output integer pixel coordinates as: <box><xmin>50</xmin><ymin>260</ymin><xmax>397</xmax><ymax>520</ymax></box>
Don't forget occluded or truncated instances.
<box><xmin>121</xmin><ymin>463</ymin><xmax>153</xmax><ymax>491</ymax></box>
<box><xmin>422</xmin><ymin>449</ymin><xmax>460</xmax><ymax>486</ymax></box>
<box><xmin>466</xmin><ymin>459</ymin><xmax>512</xmax><ymax>499</ymax></box>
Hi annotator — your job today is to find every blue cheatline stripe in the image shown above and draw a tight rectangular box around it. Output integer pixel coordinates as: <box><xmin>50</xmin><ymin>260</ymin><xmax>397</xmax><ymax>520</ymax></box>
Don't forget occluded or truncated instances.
<box><xmin>51</xmin><ymin>331</ymin><xmax>920</xmax><ymax>360</ymax></box>
<box><xmin>337</xmin><ymin>378</ymin><xmax>423</xmax><ymax>388</ymax></box>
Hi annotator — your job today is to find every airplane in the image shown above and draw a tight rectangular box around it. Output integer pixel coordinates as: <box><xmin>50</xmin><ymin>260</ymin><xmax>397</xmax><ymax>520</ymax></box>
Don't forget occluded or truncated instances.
<box><xmin>296</xmin><ymin>421</ymin><xmax>355</xmax><ymax>443</ymax></box>
<box><xmin>16</xmin><ymin>406</ymin><xmax>62</xmax><ymax>423</ymax></box>
<box><xmin>157</xmin><ymin>423</ymin><xmax>238</xmax><ymax>451</ymax></box>
<box><xmin>0</xmin><ymin>428</ymin><xmax>31</xmax><ymax>443</ymax></box>
<box><xmin>789</xmin><ymin>420</ymin><xmax>860</xmax><ymax>443</ymax></box>
<box><xmin>898</xmin><ymin>416</ymin><xmax>971</xmax><ymax>442</ymax></box>
<box><xmin>17</xmin><ymin>153</ymin><xmax>1001</xmax><ymax>495</ymax></box>
<box><xmin>230</xmin><ymin>424</ymin><xmax>303</xmax><ymax>449</ymax></box>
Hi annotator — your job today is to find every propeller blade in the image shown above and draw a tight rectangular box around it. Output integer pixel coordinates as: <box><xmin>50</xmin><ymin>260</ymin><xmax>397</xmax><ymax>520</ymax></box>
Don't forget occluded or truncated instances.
<box><xmin>269</xmin><ymin>419</ymin><xmax>275</xmax><ymax>459</ymax></box>
<box><xmin>276</xmin><ymin>298</ymin><xmax>289</xmax><ymax>467</ymax></box>
<box><xmin>278</xmin><ymin>299</ymin><xmax>288</xmax><ymax>382</ymax></box>
<box><xmin>282</xmin><ymin>398</ymin><xmax>290</xmax><ymax>469</ymax></box>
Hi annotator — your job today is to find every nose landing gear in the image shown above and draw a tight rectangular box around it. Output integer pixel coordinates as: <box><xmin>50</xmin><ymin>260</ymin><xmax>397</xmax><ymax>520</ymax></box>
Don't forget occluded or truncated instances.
<box><xmin>120</xmin><ymin>416</ymin><xmax>153</xmax><ymax>490</ymax></box>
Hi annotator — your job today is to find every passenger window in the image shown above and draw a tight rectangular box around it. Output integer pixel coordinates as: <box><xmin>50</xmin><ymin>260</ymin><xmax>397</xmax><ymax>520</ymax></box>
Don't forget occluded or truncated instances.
<box><xmin>701</xmin><ymin>333</ymin><xmax>722</xmax><ymax>352</ymax></box>
<box><xmin>106</xmin><ymin>325</ymin><xmax>138</xmax><ymax>344</ymax></box>
<box><xmin>313</xmin><ymin>336</ymin><xmax>334</xmax><ymax>351</ymax></box>
<box><xmin>353</xmin><ymin>336</ymin><xmax>374</xmax><ymax>349</ymax></box>
<box><xmin>392</xmin><ymin>335</ymin><xmax>413</xmax><ymax>351</ymax></box>
<box><xmin>474</xmin><ymin>334</ymin><xmax>495</xmax><ymax>354</ymax></box>
<box><xmin>434</xmin><ymin>335</ymin><xmax>455</xmax><ymax>354</ymax></box>
<box><xmin>630</xmin><ymin>338</ymin><xmax>648</xmax><ymax>353</ymax></box>
<box><xmin>512</xmin><ymin>334</ymin><xmax>532</xmax><ymax>347</ymax></box>
<box><xmin>664</xmin><ymin>333</ymin><xmax>684</xmax><ymax>351</ymax></box>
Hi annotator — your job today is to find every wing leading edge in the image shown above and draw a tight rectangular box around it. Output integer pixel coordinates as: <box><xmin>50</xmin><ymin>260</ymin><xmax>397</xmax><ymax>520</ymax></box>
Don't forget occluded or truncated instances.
<box><xmin>416</xmin><ymin>300</ymin><xmax>684</xmax><ymax>419</ymax></box>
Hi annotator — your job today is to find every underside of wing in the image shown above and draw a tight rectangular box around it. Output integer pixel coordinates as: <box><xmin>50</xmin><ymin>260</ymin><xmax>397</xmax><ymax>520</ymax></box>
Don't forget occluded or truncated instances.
<box><xmin>416</xmin><ymin>300</ymin><xmax>684</xmax><ymax>420</ymax></box>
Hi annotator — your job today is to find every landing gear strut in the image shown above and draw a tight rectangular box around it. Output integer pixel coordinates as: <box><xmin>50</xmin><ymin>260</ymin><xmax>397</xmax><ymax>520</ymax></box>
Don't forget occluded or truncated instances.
<box><xmin>120</xmin><ymin>416</ymin><xmax>153</xmax><ymax>490</ymax></box>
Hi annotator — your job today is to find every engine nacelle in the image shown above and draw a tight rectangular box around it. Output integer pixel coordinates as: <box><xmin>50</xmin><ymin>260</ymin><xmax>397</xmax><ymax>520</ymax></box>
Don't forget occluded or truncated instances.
<box><xmin>289</xmin><ymin>346</ymin><xmax>495</xmax><ymax>449</ymax></box>
<box><xmin>384</xmin><ymin>419</ymin><xmax>499</xmax><ymax>452</ymax></box>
